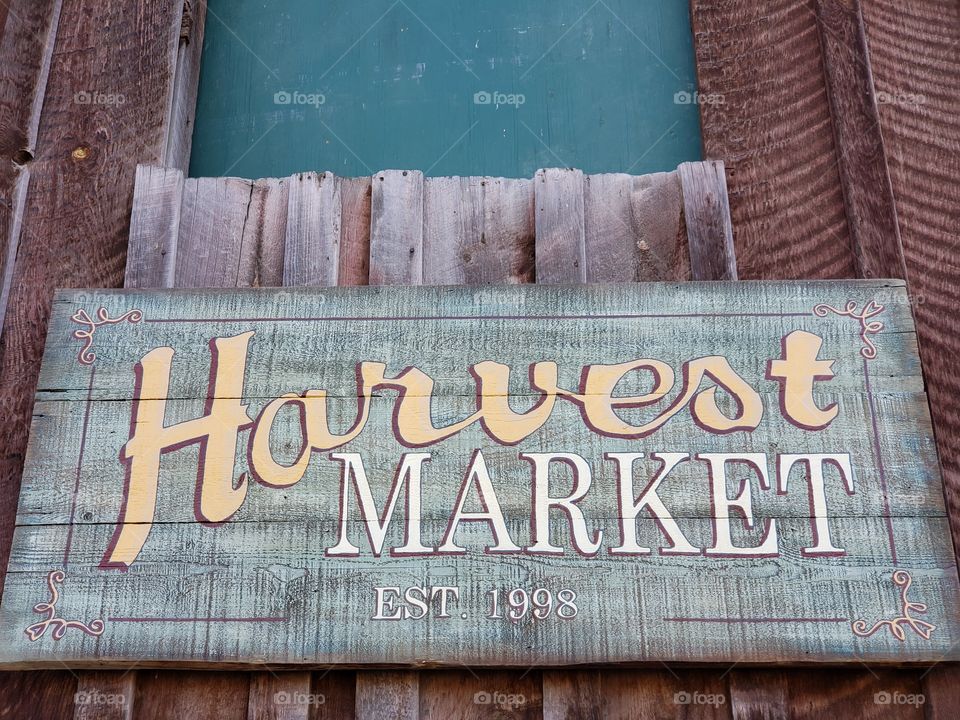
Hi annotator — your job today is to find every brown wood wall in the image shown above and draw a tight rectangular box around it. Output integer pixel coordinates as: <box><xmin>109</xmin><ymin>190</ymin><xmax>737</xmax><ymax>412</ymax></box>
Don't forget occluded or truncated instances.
<box><xmin>1</xmin><ymin>0</ymin><xmax>959</xmax><ymax>717</ymax></box>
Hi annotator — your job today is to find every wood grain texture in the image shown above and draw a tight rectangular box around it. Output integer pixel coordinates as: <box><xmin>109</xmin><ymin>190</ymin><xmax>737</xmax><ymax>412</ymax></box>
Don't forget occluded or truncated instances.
<box><xmin>134</xmin><ymin>671</ymin><xmax>249</xmax><ymax>720</ymax></box>
<box><xmin>73</xmin><ymin>671</ymin><xmax>134</xmax><ymax>720</ymax></box>
<box><xmin>356</xmin><ymin>672</ymin><xmax>418</xmax><ymax>720</ymax></box>
<box><xmin>337</xmin><ymin>177</ymin><xmax>371</xmax><ymax>287</ymax></box>
<box><xmin>690</xmin><ymin>0</ymin><xmax>856</xmax><ymax>280</ymax></box>
<box><xmin>0</xmin><ymin>0</ymin><xmax>62</xmax><ymax>338</ymax></box>
<box><xmin>369</xmin><ymin>170</ymin><xmax>424</xmax><ymax>286</ymax></box>
<box><xmin>248</xmin><ymin>672</ymin><xmax>312</xmax><ymax>720</ymax></box>
<box><xmin>239</xmin><ymin>178</ymin><xmax>288</xmax><ymax>289</ymax></box>
<box><xmin>0</xmin><ymin>668</ymin><xmax>77</xmax><ymax>720</ymax></box>
<box><xmin>164</xmin><ymin>0</ymin><xmax>207</xmax><ymax>171</ymax></box>
<box><xmin>859</xmin><ymin>1</ymin><xmax>960</xmax><ymax>712</ymax></box>
<box><xmin>815</xmin><ymin>0</ymin><xmax>906</xmax><ymax>281</ymax></box>
<box><xmin>420</xmin><ymin>671</ymin><xmax>542</xmax><ymax>719</ymax></box>
<box><xmin>125</xmin><ymin>165</ymin><xmax>184</xmax><ymax>289</ymax></box>
<box><xmin>679</xmin><ymin>161</ymin><xmax>738</xmax><ymax>282</ymax></box>
<box><xmin>583</xmin><ymin>172</ymin><xmax>689</xmax><ymax>283</ymax></box>
<box><xmin>542</xmin><ymin>670</ymin><xmax>602</xmax><ymax>720</ymax></box>
<box><xmin>423</xmin><ymin>177</ymin><xmax>535</xmax><ymax>285</ymax></box>
<box><xmin>0</xmin><ymin>2</ymin><xmax>191</xmax><ymax>715</ymax></box>
<box><xmin>284</xmin><ymin>172</ymin><xmax>341</xmax><ymax>287</ymax></box>
<box><xmin>534</xmin><ymin>169</ymin><xmax>585</xmax><ymax>284</ymax></box>
<box><xmin>176</xmin><ymin>176</ymin><xmax>255</xmax><ymax>287</ymax></box>
<box><xmin>733</xmin><ymin>669</ymin><xmax>924</xmax><ymax>720</ymax></box>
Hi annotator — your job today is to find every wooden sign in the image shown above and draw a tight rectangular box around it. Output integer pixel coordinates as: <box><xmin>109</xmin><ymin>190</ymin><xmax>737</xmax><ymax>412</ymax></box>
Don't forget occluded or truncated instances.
<box><xmin>1</xmin><ymin>281</ymin><xmax>958</xmax><ymax>668</ymax></box>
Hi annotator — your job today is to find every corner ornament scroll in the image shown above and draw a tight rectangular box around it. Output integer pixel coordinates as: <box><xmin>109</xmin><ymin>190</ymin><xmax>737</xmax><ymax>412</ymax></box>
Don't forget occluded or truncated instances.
<box><xmin>852</xmin><ymin>571</ymin><xmax>935</xmax><ymax>641</ymax></box>
<box><xmin>813</xmin><ymin>300</ymin><xmax>885</xmax><ymax>360</ymax></box>
<box><xmin>24</xmin><ymin>571</ymin><xmax>105</xmax><ymax>641</ymax></box>
<box><xmin>71</xmin><ymin>307</ymin><xmax>143</xmax><ymax>365</ymax></box>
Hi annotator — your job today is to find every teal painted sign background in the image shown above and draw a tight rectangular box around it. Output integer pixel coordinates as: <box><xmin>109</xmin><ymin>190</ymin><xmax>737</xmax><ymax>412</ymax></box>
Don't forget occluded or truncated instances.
<box><xmin>1</xmin><ymin>281</ymin><xmax>957</xmax><ymax>668</ymax></box>
<box><xmin>189</xmin><ymin>0</ymin><xmax>703</xmax><ymax>179</ymax></box>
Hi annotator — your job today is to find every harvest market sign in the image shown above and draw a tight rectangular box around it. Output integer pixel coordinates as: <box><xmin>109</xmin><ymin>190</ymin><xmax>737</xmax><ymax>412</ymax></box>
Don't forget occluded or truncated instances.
<box><xmin>1</xmin><ymin>281</ymin><xmax>957</xmax><ymax>666</ymax></box>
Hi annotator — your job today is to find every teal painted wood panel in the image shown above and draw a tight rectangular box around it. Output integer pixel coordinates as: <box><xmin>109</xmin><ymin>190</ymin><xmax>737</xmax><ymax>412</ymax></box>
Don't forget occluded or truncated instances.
<box><xmin>188</xmin><ymin>0</ymin><xmax>703</xmax><ymax>179</ymax></box>
<box><xmin>1</xmin><ymin>281</ymin><xmax>958</xmax><ymax>668</ymax></box>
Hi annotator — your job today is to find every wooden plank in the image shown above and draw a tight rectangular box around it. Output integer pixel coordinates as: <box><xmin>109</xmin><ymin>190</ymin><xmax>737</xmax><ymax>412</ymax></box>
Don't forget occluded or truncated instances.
<box><xmin>175</xmin><ymin>176</ymin><xmax>255</xmax><ymax>288</ymax></box>
<box><xmin>135</xmin><ymin>671</ymin><xmax>250</xmax><ymax>720</ymax></box>
<box><xmin>238</xmin><ymin>177</ymin><xmax>288</xmax><ymax>288</ymax></box>
<box><xmin>421</xmin><ymin>671</ymin><xmax>542</xmax><ymax>719</ymax></box>
<box><xmin>125</xmin><ymin>165</ymin><xmax>184</xmax><ymax>290</ymax></box>
<box><xmin>248</xmin><ymin>672</ymin><xmax>313</xmax><ymax>720</ymax></box>
<box><xmin>859</xmin><ymin>2</ymin><xmax>960</xmax><ymax>714</ymax></box>
<box><xmin>423</xmin><ymin>176</ymin><xmax>535</xmax><ymax>285</ymax></box>
<box><xmin>0</xmin><ymin>0</ymin><xmax>63</xmax><ymax>338</ymax></box>
<box><xmin>356</xmin><ymin>672</ymin><xmax>418</xmax><ymax>720</ymax></box>
<box><xmin>74</xmin><ymin>671</ymin><xmax>135</xmax><ymax>720</ymax></box>
<box><xmin>0</xmin><ymin>668</ymin><xmax>77</xmax><ymax>719</ymax></box>
<box><xmin>369</xmin><ymin>170</ymin><xmax>423</xmax><ymax>286</ymax></box>
<box><xmin>284</xmin><ymin>172</ymin><xmax>341</xmax><ymax>287</ymax></box>
<box><xmin>534</xmin><ymin>168</ymin><xmax>585</xmax><ymax>284</ymax></box>
<box><xmin>542</xmin><ymin>670</ymin><xmax>603</xmax><ymax>720</ymax></box>
<box><xmin>583</xmin><ymin>172</ymin><xmax>689</xmax><ymax>282</ymax></box>
<box><xmin>689</xmin><ymin>0</ymin><xmax>856</xmax><ymax>280</ymax></box>
<box><xmin>679</xmin><ymin>161</ymin><xmax>738</xmax><ymax>282</ymax></box>
<box><xmin>730</xmin><ymin>669</ymin><xmax>924</xmax><ymax>719</ymax></box>
<box><xmin>337</xmin><ymin>177</ymin><xmax>371</xmax><ymax>287</ymax></box>
<box><xmin>3</xmin><ymin>283</ymin><xmax>950</xmax><ymax>670</ymax></box>
<box><xmin>815</xmin><ymin>0</ymin><xmax>907</xmax><ymax>281</ymax></box>
<box><xmin>164</xmin><ymin>0</ymin><xmax>207</xmax><ymax>171</ymax></box>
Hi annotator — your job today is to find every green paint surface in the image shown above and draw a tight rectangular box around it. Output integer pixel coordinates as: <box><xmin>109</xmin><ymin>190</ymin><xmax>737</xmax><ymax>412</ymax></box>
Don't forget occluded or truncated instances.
<box><xmin>190</xmin><ymin>0</ymin><xmax>703</xmax><ymax>178</ymax></box>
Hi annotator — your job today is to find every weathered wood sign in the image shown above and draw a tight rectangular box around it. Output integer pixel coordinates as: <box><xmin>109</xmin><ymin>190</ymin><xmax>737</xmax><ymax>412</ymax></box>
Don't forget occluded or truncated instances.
<box><xmin>1</xmin><ymin>281</ymin><xmax>958</xmax><ymax>667</ymax></box>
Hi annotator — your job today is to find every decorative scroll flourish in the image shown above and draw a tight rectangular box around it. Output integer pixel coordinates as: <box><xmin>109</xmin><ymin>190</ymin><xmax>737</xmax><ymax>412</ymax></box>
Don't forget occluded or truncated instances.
<box><xmin>813</xmin><ymin>300</ymin><xmax>885</xmax><ymax>360</ymax></box>
<box><xmin>24</xmin><ymin>571</ymin><xmax>105</xmax><ymax>641</ymax></box>
<box><xmin>71</xmin><ymin>307</ymin><xmax>143</xmax><ymax>365</ymax></box>
<box><xmin>852</xmin><ymin>570</ymin><xmax>934</xmax><ymax>641</ymax></box>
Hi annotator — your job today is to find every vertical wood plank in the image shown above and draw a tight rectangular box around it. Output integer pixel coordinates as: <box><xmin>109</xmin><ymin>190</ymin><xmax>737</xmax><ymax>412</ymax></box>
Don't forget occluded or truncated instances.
<box><xmin>420</xmin><ymin>671</ymin><xmax>542</xmax><ymax>720</ymax></box>
<box><xmin>356</xmin><ymin>672</ymin><xmax>419</xmax><ymax>720</ymax></box>
<box><xmin>283</xmin><ymin>172</ymin><xmax>341</xmax><ymax>287</ymax></box>
<box><xmin>134</xmin><ymin>671</ymin><xmax>250</xmax><ymax>720</ymax></box>
<box><xmin>369</xmin><ymin>170</ymin><xmax>423</xmax><ymax>285</ymax></box>
<box><xmin>689</xmin><ymin>0</ymin><xmax>856</xmax><ymax>279</ymax></box>
<box><xmin>312</xmin><ymin>671</ymin><xmax>357</xmax><ymax>720</ymax></box>
<box><xmin>0</xmin><ymin>669</ymin><xmax>77</xmax><ymax>720</ymax></box>
<box><xmin>164</xmin><ymin>0</ymin><xmax>207</xmax><ymax>171</ymax></box>
<box><xmin>859</xmin><ymin>1</ymin><xmax>960</xmax><ymax>712</ymax></box>
<box><xmin>815</xmin><ymin>0</ymin><xmax>907</xmax><ymax>280</ymax></box>
<box><xmin>679</xmin><ymin>160</ymin><xmax>738</xmax><ymax>281</ymax></box>
<box><xmin>175</xmin><ymin>176</ymin><xmax>254</xmax><ymax>287</ymax></box>
<box><xmin>423</xmin><ymin>176</ymin><xmax>535</xmax><ymax>285</ymax></box>
<box><xmin>74</xmin><ymin>672</ymin><xmax>135</xmax><ymax>720</ymax></box>
<box><xmin>238</xmin><ymin>177</ymin><xmax>289</xmax><ymax>288</ymax></box>
<box><xmin>248</xmin><ymin>673</ymin><xmax>312</xmax><ymax>720</ymax></box>
<box><xmin>337</xmin><ymin>177</ymin><xmax>372</xmax><ymax>286</ymax></box>
<box><xmin>583</xmin><ymin>171</ymin><xmax>689</xmax><ymax>282</ymax></box>
<box><xmin>125</xmin><ymin>165</ymin><xmax>184</xmax><ymax>289</ymax></box>
<box><xmin>542</xmin><ymin>670</ymin><xmax>603</xmax><ymax>720</ymax></box>
<box><xmin>534</xmin><ymin>168</ymin><xmax>585</xmax><ymax>283</ymax></box>
<box><xmin>0</xmin><ymin>0</ymin><xmax>63</xmax><ymax>335</ymax></box>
